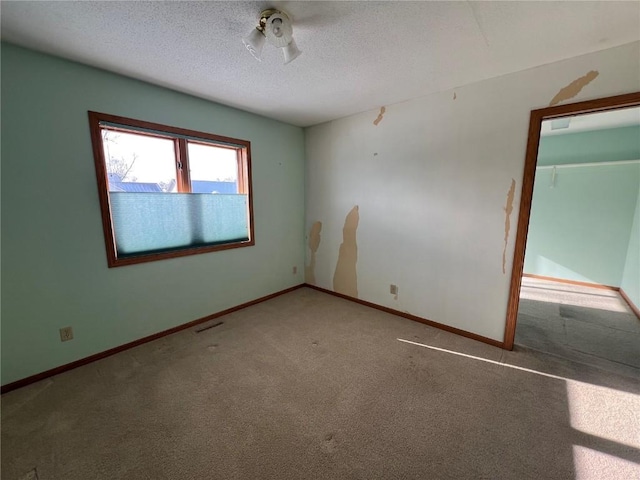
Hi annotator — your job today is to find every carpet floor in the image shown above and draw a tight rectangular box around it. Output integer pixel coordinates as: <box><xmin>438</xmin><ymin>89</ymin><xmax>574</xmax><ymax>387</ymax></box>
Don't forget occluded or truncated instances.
<box><xmin>2</xmin><ymin>287</ymin><xmax>639</xmax><ymax>479</ymax></box>
<box><xmin>516</xmin><ymin>277</ymin><xmax>640</xmax><ymax>377</ymax></box>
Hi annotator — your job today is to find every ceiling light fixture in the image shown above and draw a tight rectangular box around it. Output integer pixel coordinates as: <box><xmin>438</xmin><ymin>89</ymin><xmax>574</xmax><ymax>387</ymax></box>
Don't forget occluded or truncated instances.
<box><xmin>242</xmin><ymin>9</ymin><xmax>302</xmax><ymax>64</ymax></box>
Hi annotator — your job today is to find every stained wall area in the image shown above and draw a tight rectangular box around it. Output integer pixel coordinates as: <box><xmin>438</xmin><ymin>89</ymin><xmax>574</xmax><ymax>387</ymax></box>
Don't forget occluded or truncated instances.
<box><xmin>305</xmin><ymin>42</ymin><xmax>640</xmax><ymax>342</ymax></box>
<box><xmin>1</xmin><ymin>43</ymin><xmax>305</xmax><ymax>386</ymax></box>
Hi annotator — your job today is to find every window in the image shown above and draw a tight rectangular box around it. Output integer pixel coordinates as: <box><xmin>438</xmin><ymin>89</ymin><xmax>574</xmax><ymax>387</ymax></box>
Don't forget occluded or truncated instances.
<box><xmin>88</xmin><ymin>111</ymin><xmax>254</xmax><ymax>267</ymax></box>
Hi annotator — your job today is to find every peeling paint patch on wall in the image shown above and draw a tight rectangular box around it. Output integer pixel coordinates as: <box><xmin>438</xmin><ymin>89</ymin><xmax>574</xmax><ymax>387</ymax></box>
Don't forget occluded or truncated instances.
<box><xmin>305</xmin><ymin>221</ymin><xmax>322</xmax><ymax>285</ymax></box>
<box><xmin>333</xmin><ymin>206</ymin><xmax>359</xmax><ymax>297</ymax></box>
<box><xmin>373</xmin><ymin>107</ymin><xmax>386</xmax><ymax>126</ymax></box>
<box><xmin>549</xmin><ymin>70</ymin><xmax>599</xmax><ymax>106</ymax></box>
<box><xmin>503</xmin><ymin>179</ymin><xmax>516</xmax><ymax>274</ymax></box>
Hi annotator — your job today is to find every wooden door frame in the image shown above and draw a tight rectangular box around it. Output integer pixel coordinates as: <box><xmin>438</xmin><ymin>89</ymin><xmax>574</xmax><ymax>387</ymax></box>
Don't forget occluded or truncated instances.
<box><xmin>503</xmin><ymin>91</ymin><xmax>640</xmax><ymax>350</ymax></box>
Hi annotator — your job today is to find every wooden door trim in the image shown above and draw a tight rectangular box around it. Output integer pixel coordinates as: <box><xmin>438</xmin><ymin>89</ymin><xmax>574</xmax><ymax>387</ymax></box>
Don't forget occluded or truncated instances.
<box><xmin>503</xmin><ymin>92</ymin><xmax>640</xmax><ymax>350</ymax></box>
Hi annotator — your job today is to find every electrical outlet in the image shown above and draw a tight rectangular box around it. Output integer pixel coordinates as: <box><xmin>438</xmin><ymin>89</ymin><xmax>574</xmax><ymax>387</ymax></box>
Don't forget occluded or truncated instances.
<box><xmin>59</xmin><ymin>326</ymin><xmax>74</xmax><ymax>342</ymax></box>
<box><xmin>292</xmin><ymin>266</ymin><xmax>297</xmax><ymax>274</ymax></box>
<box><xmin>390</xmin><ymin>284</ymin><xmax>398</xmax><ymax>295</ymax></box>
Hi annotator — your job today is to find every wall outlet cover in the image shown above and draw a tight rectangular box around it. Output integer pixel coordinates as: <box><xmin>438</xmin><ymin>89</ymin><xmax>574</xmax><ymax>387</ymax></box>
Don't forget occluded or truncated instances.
<box><xmin>59</xmin><ymin>326</ymin><xmax>74</xmax><ymax>342</ymax></box>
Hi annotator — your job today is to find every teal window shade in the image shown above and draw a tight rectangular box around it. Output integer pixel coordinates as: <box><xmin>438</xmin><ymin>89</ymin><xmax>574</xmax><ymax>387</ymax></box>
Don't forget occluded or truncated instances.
<box><xmin>110</xmin><ymin>193</ymin><xmax>249</xmax><ymax>256</ymax></box>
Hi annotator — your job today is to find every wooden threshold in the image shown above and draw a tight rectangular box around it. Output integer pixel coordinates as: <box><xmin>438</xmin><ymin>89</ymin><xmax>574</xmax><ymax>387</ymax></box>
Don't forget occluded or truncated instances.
<box><xmin>619</xmin><ymin>289</ymin><xmax>640</xmax><ymax>320</ymax></box>
<box><xmin>522</xmin><ymin>274</ymin><xmax>619</xmax><ymax>291</ymax></box>
<box><xmin>1</xmin><ymin>284</ymin><xmax>304</xmax><ymax>394</ymax></box>
<box><xmin>305</xmin><ymin>284</ymin><xmax>504</xmax><ymax>349</ymax></box>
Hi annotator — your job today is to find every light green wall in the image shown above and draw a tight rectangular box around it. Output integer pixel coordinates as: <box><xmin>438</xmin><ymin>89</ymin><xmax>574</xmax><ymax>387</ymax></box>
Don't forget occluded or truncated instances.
<box><xmin>537</xmin><ymin>126</ymin><xmax>640</xmax><ymax>166</ymax></box>
<box><xmin>621</xmin><ymin>189</ymin><xmax>640</xmax><ymax>307</ymax></box>
<box><xmin>524</xmin><ymin>163</ymin><xmax>640</xmax><ymax>286</ymax></box>
<box><xmin>1</xmin><ymin>43</ymin><xmax>305</xmax><ymax>386</ymax></box>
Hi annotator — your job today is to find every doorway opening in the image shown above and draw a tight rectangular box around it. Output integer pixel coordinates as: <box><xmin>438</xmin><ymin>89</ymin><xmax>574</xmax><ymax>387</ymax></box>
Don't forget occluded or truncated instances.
<box><xmin>504</xmin><ymin>92</ymin><xmax>640</xmax><ymax>375</ymax></box>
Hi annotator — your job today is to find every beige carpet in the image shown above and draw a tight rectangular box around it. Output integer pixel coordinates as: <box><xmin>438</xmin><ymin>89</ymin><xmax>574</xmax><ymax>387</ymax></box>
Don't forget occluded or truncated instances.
<box><xmin>517</xmin><ymin>277</ymin><xmax>640</xmax><ymax>376</ymax></box>
<box><xmin>2</xmin><ymin>287</ymin><xmax>639</xmax><ymax>479</ymax></box>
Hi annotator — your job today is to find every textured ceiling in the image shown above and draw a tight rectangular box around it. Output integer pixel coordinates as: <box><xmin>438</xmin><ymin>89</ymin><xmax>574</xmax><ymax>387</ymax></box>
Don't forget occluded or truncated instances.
<box><xmin>2</xmin><ymin>1</ymin><xmax>639</xmax><ymax>127</ymax></box>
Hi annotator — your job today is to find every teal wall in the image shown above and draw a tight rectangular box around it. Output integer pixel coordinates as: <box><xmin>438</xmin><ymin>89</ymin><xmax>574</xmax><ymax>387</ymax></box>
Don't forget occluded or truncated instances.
<box><xmin>621</xmin><ymin>189</ymin><xmax>640</xmax><ymax>307</ymax></box>
<box><xmin>1</xmin><ymin>44</ymin><xmax>305</xmax><ymax>386</ymax></box>
<box><xmin>524</xmin><ymin>157</ymin><xmax>640</xmax><ymax>286</ymax></box>
<box><xmin>537</xmin><ymin>126</ymin><xmax>640</xmax><ymax>166</ymax></box>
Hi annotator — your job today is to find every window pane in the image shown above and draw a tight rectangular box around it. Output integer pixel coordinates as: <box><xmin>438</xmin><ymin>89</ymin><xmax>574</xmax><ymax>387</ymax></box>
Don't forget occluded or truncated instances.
<box><xmin>187</xmin><ymin>142</ymin><xmax>238</xmax><ymax>194</ymax></box>
<box><xmin>101</xmin><ymin>129</ymin><xmax>178</xmax><ymax>193</ymax></box>
<box><xmin>90</xmin><ymin>111</ymin><xmax>253</xmax><ymax>266</ymax></box>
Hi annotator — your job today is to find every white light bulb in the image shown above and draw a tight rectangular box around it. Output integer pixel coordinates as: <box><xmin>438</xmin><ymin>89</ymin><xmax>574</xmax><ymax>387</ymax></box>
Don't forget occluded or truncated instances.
<box><xmin>265</xmin><ymin>12</ymin><xmax>293</xmax><ymax>48</ymax></box>
<box><xmin>272</xmin><ymin>18</ymin><xmax>283</xmax><ymax>37</ymax></box>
